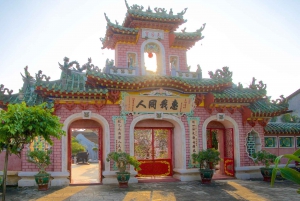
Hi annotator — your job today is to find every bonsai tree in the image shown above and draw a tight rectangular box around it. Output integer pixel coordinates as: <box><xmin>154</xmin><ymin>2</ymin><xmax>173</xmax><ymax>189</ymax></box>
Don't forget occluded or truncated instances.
<box><xmin>27</xmin><ymin>149</ymin><xmax>52</xmax><ymax>173</ymax></box>
<box><xmin>271</xmin><ymin>149</ymin><xmax>300</xmax><ymax>194</ymax></box>
<box><xmin>252</xmin><ymin>150</ymin><xmax>277</xmax><ymax>182</ymax></box>
<box><xmin>106</xmin><ymin>151</ymin><xmax>141</xmax><ymax>188</ymax></box>
<box><xmin>252</xmin><ymin>150</ymin><xmax>277</xmax><ymax>168</ymax></box>
<box><xmin>106</xmin><ymin>151</ymin><xmax>141</xmax><ymax>172</ymax></box>
<box><xmin>192</xmin><ymin>148</ymin><xmax>221</xmax><ymax>169</ymax></box>
<box><xmin>191</xmin><ymin>148</ymin><xmax>221</xmax><ymax>184</ymax></box>
<box><xmin>0</xmin><ymin>102</ymin><xmax>65</xmax><ymax>199</ymax></box>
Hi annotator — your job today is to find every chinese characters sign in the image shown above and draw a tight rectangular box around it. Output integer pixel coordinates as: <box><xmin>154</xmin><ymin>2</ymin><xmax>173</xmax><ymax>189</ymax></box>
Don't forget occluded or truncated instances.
<box><xmin>188</xmin><ymin>117</ymin><xmax>200</xmax><ymax>164</ymax></box>
<box><xmin>112</xmin><ymin>116</ymin><xmax>126</xmax><ymax>152</ymax></box>
<box><xmin>142</xmin><ymin>28</ymin><xmax>164</xmax><ymax>40</ymax></box>
<box><xmin>122</xmin><ymin>94</ymin><xmax>194</xmax><ymax>115</ymax></box>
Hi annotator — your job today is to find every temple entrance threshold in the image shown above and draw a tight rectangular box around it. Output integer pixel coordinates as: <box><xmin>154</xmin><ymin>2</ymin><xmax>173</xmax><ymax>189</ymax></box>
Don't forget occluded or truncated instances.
<box><xmin>68</xmin><ymin>119</ymin><xmax>102</xmax><ymax>185</ymax></box>
<box><xmin>134</xmin><ymin>128</ymin><xmax>173</xmax><ymax>180</ymax></box>
<box><xmin>207</xmin><ymin>121</ymin><xmax>235</xmax><ymax>178</ymax></box>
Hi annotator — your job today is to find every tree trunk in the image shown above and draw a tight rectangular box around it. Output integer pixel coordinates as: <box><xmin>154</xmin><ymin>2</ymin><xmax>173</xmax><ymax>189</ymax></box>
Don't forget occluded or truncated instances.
<box><xmin>2</xmin><ymin>149</ymin><xmax>9</xmax><ymax>201</ymax></box>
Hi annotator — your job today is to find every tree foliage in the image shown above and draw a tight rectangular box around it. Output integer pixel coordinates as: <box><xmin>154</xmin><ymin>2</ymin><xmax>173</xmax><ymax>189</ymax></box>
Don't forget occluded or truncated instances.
<box><xmin>0</xmin><ymin>102</ymin><xmax>65</xmax><ymax>200</ymax></box>
<box><xmin>0</xmin><ymin>102</ymin><xmax>65</xmax><ymax>155</ymax></box>
<box><xmin>281</xmin><ymin>113</ymin><xmax>300</xmax><ymax>123</ymax></box>
<box><xmin>71</xmin><ymin>137</ymin><xmax>86</xmax><ymax>155</ymax></box>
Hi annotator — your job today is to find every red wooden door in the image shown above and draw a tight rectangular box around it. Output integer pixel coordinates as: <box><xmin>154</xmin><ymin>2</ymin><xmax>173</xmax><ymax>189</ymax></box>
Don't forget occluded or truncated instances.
<box><xmin>134</xmin><ymin>128</ymin><xmax>172</xmax><ymax>177</ymax></box>
<box><xmin>224</xmin><ymin>128</ymin><xmax>234</xmax><ymax>176</ymax></box>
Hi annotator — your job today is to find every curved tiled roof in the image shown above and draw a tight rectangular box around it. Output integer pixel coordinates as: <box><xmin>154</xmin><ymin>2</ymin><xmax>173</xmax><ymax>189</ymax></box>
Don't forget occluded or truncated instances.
<box><xmin>265</xmin><ymin>123</ymin><xmax>300</xmax><ymax>134</ymax></box>
<box><xmin>86</xmin><ymin>72</ymin><xmax>232</xmax><ymax>93</ymax></box>
<box><xmin>248</xmin><ymin>99</ymin><xmax>288</xmax><ymax>117</ymax></box>
<box><xmin>213</xmin><ymin>88</ymin><xmax>266</xmax><ymax>103</ymax></box>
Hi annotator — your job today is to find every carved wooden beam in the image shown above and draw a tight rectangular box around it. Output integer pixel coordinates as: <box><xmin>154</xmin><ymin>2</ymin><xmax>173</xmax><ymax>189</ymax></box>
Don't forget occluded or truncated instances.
<box><xmin>93</xmin><ymin>99</ymin><xmax>107</xmax><ymax>112</ymax></box>
<box><xmin>238</xmin><ymin>106</ymin><xmax>252</xmax><ymax>126</ymax></box>
<box><xmin>78</xmin><ymin>102</ymin><xmax>89</xmax><ymax>110</ymax></box>
<box><xmin>108</xmin><ymin>90</ymin><xmax>121</xmax><ymax>104</ymax></box>
<box><xmin>226</xmin><ymin>106</ymin><xmax>237</xmax><ymax>114</ymax></box>
<box><xmin>258</xmin><ymin>118</ymin><xmax>270</xmax><ymax>127</ymax></box>
<box><xmin>204</xmin><ymin>92</ymin><xmax>214</xmax><ymax>114</ymax></box>
<box><xmin>247</xmin><ymin>118</ymin><xmax>257</xmax><ymax>127</ymax></box>
<box><xmin>64</xmin><ymin>101</ymin><xmax>77</xmax><ymax>111</ymax></box>
<box><xmin>195</xmin><ymin>94</ymin><xmax>205</xmax><ymax>106</ymax></box>
<box><xmin>53</xmin><ymin>102</ymin><xmax>63</xmax><ymax>114</ymax></box>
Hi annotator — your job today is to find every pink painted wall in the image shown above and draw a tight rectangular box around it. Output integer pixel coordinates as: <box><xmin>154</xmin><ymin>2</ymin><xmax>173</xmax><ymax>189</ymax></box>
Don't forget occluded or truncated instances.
<box><xmin>115</xmin><ymin>31</ymin><xmax>188</xmax><ymax>74</ymax></box>
<box><xmin>10</xmin><ymin>102</ymin><xmax>297</xmax><ymax>173</ymax></box>
<box><xmin>0</xmin><ymin>153</ymin><xmax>21</xmax><ymax>171</ymax></box>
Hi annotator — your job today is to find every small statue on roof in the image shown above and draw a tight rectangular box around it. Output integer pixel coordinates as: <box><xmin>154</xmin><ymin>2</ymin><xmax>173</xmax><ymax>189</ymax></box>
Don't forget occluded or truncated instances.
<box><xmin>35</xmin><ymin>70</ymin><xmax>50</xmax><ymax>83</ymax></box>
<box><xmin>249</xmin><ymin>77</ymin><xmax>267</xmax><ymax>91</ymax></box>
<box><xmin>0</xmin><ymin>84</ymin><xmax>13</xmax><ymax>96</ymax></box>
<box><xmin>58</xmin><ymin>57</ymin><xmax>80</xmax><ymax>74</ymax></box>
<box><xmin>177</xmin><ymin>8</ymin><xmax>187</xmax><ymax>16</ymax></box>
<box><xmin>208</xmin><ymin>66</ymin><xmax>232</xmax><ymax>79</ymax></box>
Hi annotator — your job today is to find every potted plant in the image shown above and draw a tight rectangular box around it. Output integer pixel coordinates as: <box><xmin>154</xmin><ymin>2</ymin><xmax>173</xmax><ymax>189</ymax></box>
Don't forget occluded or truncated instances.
<box><xmin>252</xmin><ymin>150</ymin><xmax>277</xmax><ymax>182</ymax></box>
<box><xmin>27</xmin><ymin>149</ymin><xmax>52</xmax><ymax>191</ymax></box>
<box><xmin>106</xmin><ymin>151</ymin><xmax>141</xmax><ymax>188</ymax></box>
<box><xmin>192</xmin><ymin>148</ymin><xmax>221</xmax><ymax>184</ymax></box>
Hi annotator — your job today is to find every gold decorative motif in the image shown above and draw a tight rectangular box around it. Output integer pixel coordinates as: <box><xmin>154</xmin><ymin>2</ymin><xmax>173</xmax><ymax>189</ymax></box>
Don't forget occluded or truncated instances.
<box><xmin>224</xmin><ymin>159</ymin><xmax>234</xmax><ymax>176</ymax></box>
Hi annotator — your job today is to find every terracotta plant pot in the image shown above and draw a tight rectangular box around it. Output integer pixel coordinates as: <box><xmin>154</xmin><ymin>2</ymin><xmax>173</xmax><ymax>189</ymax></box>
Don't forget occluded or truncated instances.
<box><xmin>260</xmin><ymin>167</ymin><xmax>273</xmax><ymax>182</ymax></box>
<box><xmin>200</xmin><ymin>169</ymin><xmax>214</xmax><ymax>184</ymax></box>
<box><xmin>116</xmin><ymin>172</ymin><xmax>130</xmax><ymax>188</ymax></box>
<box><xmin>34</xmin><ymin>172</ymin><xmax>50</xmax><ymax>191</ymax></box>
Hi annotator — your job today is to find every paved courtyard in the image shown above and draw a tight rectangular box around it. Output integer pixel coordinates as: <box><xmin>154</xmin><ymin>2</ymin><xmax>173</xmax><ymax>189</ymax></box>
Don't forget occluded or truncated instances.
<box><xmin>1</xmin><ymin>179</ymin><xmax>300</xmax><ymax>201</ymax></box>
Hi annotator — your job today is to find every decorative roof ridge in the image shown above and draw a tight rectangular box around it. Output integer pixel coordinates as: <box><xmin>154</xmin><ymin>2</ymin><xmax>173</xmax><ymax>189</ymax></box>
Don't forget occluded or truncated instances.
<box><xmin>104</xmin><ymin>13</ymin><xmax>138</xmax><ymax>32</ymax></box>
<box><xmin>208</xmin><ymin>66</ymin><xmax>233</xmax><ymax>80</ymax></box>
<box><xmin>174</xmin><ymin>23</ymin><xmax>206</xmax><ymax>36</ymax></box>
<box><xmin>123</xmin><ymin>0</ymin><xmax>188</xmax><ymax>24</ymax></box>
<box><xmin>249</xmin><ymin>77</ymin><xmax>267</xmax><ymax>91</ymax></box>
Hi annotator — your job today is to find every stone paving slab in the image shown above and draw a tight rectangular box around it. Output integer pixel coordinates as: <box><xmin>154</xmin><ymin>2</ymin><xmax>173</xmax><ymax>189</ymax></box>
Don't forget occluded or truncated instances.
<box><xmin>1</xmin><ymin>179</ymin><xmax>300</xmax><ymax>201</ymax></box>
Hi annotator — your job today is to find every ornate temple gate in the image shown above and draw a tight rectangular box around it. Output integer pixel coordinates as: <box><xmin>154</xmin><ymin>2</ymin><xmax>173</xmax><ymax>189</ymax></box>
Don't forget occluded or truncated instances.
<box><xmin>134</xmin><ymin>128</ymin><xmax>172</xmax><ymax>177</ymax></box>
<box><xmin>206</xmin><ymin>127</ymin><xmax>234</xmax><ymax>177</ymax></box>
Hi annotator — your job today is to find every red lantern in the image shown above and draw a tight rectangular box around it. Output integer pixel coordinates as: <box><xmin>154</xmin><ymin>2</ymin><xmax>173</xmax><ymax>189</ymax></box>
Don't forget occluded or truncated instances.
<box><xmin>148</xmin><ymin>52</ymin><xmax>153</xmax><ymax>58</ymax></box>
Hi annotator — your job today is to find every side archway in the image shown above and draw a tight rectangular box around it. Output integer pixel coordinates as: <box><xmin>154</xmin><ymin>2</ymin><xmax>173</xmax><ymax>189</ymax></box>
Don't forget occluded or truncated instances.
<box><xmin>62</xmin><ymin>113</ymin><xmax>110</xmax><ymax>172</ymax></box>
<box><xmin>202</xmin><ymin>115</ymin><xmax>240</xmax><ymax>167</ymax></box>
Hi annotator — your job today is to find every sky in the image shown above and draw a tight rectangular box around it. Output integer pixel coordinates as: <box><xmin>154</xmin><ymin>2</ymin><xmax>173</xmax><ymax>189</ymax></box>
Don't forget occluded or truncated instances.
<box><xmin>0</xmin><ymin>0</ymin><xmax>299</xmax><ymax>100</ymax></box>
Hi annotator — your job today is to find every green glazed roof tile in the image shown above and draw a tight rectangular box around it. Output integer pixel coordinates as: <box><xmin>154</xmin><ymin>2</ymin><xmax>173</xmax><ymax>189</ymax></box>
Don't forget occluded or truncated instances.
<box><xmin>265</xmin><ymin>123</ymin><xmax>300</xmax><ymax>134</ymax></box>
<box><xmin>248</xmin><ymin>99</ymin><xmax>288</xmax><ymax>115</ymax></box>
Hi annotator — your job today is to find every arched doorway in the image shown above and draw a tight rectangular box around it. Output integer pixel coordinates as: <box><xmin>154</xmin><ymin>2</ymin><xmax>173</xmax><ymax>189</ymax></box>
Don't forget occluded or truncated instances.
<box><xmin>134</xmin><ymin>119</ymin><xmax>174</xmax><ymax>178</ymax></box>
<box><xmin>68</xmin><ymin>119</ymin><xmax>103</xmax><ymax>184</ymax></box>
<box><xmin>207</xmin><ymin>121</ymin><xmax>234</xmax><ymax>177</ymax></box>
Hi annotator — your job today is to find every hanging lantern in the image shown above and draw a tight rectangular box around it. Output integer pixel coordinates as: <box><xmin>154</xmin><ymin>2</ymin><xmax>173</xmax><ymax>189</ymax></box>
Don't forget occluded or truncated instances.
<box><xmin>148</xmin><ymin>52</ymin><xmax>153</xmax><ymax>58</ymax></box>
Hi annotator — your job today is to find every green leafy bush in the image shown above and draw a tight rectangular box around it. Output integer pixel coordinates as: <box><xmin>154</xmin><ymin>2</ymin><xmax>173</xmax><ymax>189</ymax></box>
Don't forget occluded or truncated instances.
<box><xmin>27</xmin><ymin>149</ymin><xmax>52</xmax><ymax>173</ymax></box>
<box><xmin>252</xmin><ymin>150</ymin><xmax>277</xmax><ymax>168</ymax></box>
<box><xmin>106</xmin><ymin>151</ymin><xmax>141</xmax><ymax>173</ymax></box>
<box><xmin>192</xmin><ymin>148</ymin><xmax>221</xmax><ymax>169</ymax></box>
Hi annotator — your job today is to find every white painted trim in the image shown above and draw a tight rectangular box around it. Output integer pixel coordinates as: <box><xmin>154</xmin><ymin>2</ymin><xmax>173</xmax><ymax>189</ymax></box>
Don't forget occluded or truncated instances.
<box><xmin>140</xmin><ymin>39</ymin><xmax>166</xmax><ymax>75</ymax></box>
<box><xmin>202</xmin><ymin>115</ymin><xmax>240</xmax><ymax>167</ymax></box>
<box><xmin>129</xmin><ymin>114</ymin><xmax>186</xmax><ymax>171</ymax></box>
<box><xmin>62</xmin><ymin>113</ymin><xmax>110</xmax><ymax>172</ymax></box>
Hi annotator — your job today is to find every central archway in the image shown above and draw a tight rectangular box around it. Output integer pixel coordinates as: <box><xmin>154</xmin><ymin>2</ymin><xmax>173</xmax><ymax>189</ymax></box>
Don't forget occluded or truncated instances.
<box><xmin>129</xmin><ymin>114</ymin><xmax>186</xmax><ymax>176</ymax></box>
